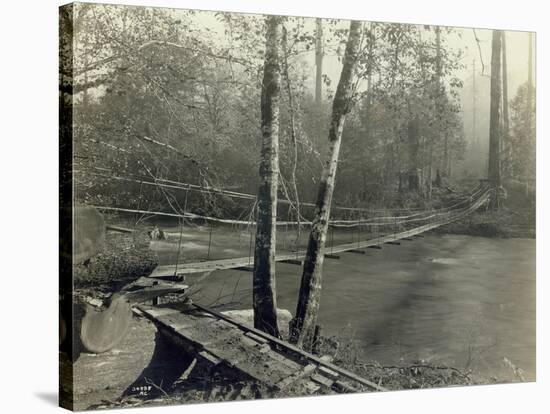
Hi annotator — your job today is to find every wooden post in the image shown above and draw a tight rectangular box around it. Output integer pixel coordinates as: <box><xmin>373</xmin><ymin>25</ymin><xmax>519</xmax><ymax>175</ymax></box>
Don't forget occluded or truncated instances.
<box><xmin>207</xmin><ymin>222</ymin><xmax>214</xmax><ymax>260</ymax></box>
<box><xmin>357</xmin><ymin>214</ymin><xmax>361</xmax><ymax>247</ymax></box>
<box><xmin>330</xmin><ymin>225</ymin><xmax>334</xmax><ymax>254</ymax></box>
<box><xmin>248</xmin><ymin>217</ymin><xmax>254</xmax><ymax>266</ymax></box>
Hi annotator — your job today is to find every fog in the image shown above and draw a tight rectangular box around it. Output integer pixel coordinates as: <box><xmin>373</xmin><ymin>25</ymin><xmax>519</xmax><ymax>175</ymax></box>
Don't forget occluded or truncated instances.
<box><xmin>184</xmin><ymin>9</ymin><xmax>534</xmax><ymax>177</ymax></box>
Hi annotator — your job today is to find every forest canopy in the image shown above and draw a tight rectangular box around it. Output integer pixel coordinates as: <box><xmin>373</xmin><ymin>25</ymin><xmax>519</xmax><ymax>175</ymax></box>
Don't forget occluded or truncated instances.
<box><xmin>61</xmin><ymin>3</ymin><xmax>535</xmax><ymax>221</ymax></box>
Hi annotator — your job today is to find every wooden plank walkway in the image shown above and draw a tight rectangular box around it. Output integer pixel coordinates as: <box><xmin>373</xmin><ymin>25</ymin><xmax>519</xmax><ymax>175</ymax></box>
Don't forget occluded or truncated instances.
<box><xmin>135</xmin><ymin>303</ymin><xmax>386</xmax><ymax>393</ymax></box>
<box><xmin>149</xmin><ymin>190</ymin><xmax>490</xmax><ymax>279</ymax></box>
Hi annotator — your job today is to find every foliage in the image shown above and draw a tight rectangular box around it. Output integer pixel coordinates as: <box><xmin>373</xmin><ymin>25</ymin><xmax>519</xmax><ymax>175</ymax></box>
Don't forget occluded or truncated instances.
<box><xmin>509</xmin><ymin>82</ymin><xmax>536</xmax><ymax>183</ymax></box>
<box><xmin>68</xmin><ymin>4</ymin><xmax>467</xmax><ymax>221</ymax></box>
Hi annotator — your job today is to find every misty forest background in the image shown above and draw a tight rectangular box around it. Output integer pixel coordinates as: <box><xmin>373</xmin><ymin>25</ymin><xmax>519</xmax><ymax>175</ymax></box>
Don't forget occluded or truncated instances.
<box><xmin>62</xmin><ymin>4</ymin><xmax>535</xmax><ymax>224</ymax></box>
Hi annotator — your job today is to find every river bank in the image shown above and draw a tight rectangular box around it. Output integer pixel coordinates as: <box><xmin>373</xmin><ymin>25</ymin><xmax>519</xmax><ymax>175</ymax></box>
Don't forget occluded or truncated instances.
<box><xmin>69</xmin><ymin>310</ymin><xmax>514</xmax><ymax>411</ymax></box>
<box><xmin>66</xmin><ymin>212</ymin><xmax>535</xmax><ymax>409</ymax></box>
<box><xmin>433</xmin><ymin>207</ymin><xmax>535</xmax><ymax>238</ymax></box>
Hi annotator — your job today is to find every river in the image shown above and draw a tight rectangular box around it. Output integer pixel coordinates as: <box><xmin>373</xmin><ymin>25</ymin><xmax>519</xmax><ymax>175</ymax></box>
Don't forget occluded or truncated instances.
<box><xmin>150</xmin><ymin>226</ymin><xmax>536</xmax><ymax>381</ymax></box>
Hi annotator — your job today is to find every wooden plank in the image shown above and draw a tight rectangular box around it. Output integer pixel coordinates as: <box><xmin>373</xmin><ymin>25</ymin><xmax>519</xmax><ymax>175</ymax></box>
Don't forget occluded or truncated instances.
<box><xmin>281</xmin><ymin>259</ymin><xmax>303</xmax><ymax>266</ymax></box>
<box><xmin>324</xmin><ymin>253</ymin><xmax>340</xmax><ymax>259</ymax></box>
<box><xmin>333</xmin><ymin>379</ymin><xmax>358</xmax><ymax>393</ymax></box>
<box><xmin>191</xmin><ymin>303</ymin><xmax>389</xmax><ymax>392</ymax></box>
<box><xmin>124</xmin><ymin>283</ymin><xmax>188</xmax><ymax>304</ymax></box>
<box><xmin>106</xmin><ymin>224</ymin><xmax>134</xmax><ymax>233</ymax></box>
<box><xmin>198</xmin><ymin>350</ymin><xmax>222</xmax><ymax>365</ymax></box>
<box><xmin>141</xmin><ymin>306</ymin><xmax>301</xmax><ymax>389</ymax></box>
<box><xmin>139</xmin><ymin>301</ymin><xmax>393</xmax><ymax>393</ymax></box>
<box><xmin>147</xmin><ymin>273</ymin><xmax>185</xmax><ymax>282</ymax></box>
<box><xmin>142</xmin><ymin>307</ymin><xmax>182</xmax><ymax>318</ymax></box>
<box><xmin>310</xmin><ymin>373</ymin><xmax>334</xmax><ymax>388</ymax></box>
<box><xmin>318</xmin><ymin>365</ymin><xmax>339</xmax><ymax>380</ymax></box>
<box><xmin>241</xmin><ymin>336</ymin><xmax>260</xmax><ymax>348</ymax></box>
<box><xmin>168</xmin><ymin>316</ymin><xmax>240</xmax><ymax>348</ymax></box>
<box><xmin>207</xmin><ymin>342</ymin><xmax>299</xmax><ymax>388</ymax></box>
<box><xmin>245</xmin><ymin>331</ymin><xmax>269</xmax><ymax>344</ymax></box>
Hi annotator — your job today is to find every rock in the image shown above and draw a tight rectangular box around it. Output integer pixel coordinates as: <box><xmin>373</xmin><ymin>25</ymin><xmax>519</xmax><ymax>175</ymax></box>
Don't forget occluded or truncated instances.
<box><xmin>221</xmin><ymin>309</ymin><xmax>293</xmax><ymax>338</ymax></box>
<box><xmin>149</xmin><ymin>226</ymin><xmax>166</xmax><ymax>240</ymax></box>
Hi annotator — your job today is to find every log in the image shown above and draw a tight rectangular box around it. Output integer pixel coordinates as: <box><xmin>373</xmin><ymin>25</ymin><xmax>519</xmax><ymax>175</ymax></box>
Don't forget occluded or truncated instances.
<box><xmin>106</xmin><ymin>225</ymin><xmax>134</xmax><ymax>234</ymax></box>
<box><xmin>191</xmin><ymin>303</ymin><xmax>388</xmax><ymax>392</ymax></box>
<box><xmin>80</xmin><ymin>294</ymin><xmax>132</xmax><ymax>354</ymax></box>
<box><xmin>79</xmin><ymin>279</ymin><xmax>186</xmax><ymax>354</ymax></box>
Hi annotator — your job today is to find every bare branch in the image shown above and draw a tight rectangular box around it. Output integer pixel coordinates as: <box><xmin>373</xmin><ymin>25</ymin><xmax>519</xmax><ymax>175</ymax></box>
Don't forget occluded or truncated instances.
<box><xmin>472</xmin><ymin>29</ymin><xmax>490</xmax><ymax>78</ymax></box>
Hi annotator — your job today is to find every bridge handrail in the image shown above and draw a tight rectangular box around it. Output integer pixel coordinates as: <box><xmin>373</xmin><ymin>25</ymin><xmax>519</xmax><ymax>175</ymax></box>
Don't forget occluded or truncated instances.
<box><xmin>90</xmin><ymin>186</ymin><xmax>491</xmax><ymax>229</ymax></box>
<box><xmin>80</xmin><ymin>168</ymin><xmax>477</xmax><ymax>215</ymax></box>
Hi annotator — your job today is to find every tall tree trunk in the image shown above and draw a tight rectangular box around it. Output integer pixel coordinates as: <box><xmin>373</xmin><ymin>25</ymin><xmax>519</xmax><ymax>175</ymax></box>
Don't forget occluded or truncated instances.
<box><xmin>291</xmin><ymin>21</ymin><xmax>362</xmax><ymax>349</ymax></box>
<box><xmin>426</xmin><ymin>145</ymin><xmax>433</xmax><ymax>199</ymax></box>
<box><xmin>315</xmin><ymin>18</ymin><xmax>324</xmax><ymax>106</ymax></box>
<box><xmin>253</xmin><ymin>16</ymin><xmax>282</xmax><ymax>337</ymax></box>
<box><xmin>282</xmin><ymin>28</ymin><xmax>302</xmax><ymax>243</ymax></box>
<box><xmin>501</xmin><ymin>32</ymin><xmax>510</xmax><ymax>178</ymax></box>
<box><xmin>488</xmin><ymin>30</ymin><xmax>502</xmax><ymax>210</ymax></box>
<box><xmin>526</xmin><ymin>32</ymin><xmax>534</xmax><ymax>161</ymax></box>
<box><xmin>365</xmin><ymin>23</ymin><xmax>375</xmax><ymax>143</ymax></box>
<box><xmin>443</xmin><ymin>132</ymin><xmax>449</xmax><ymax>178</ymax></box>
<box><xmin>526</xmin><ymin>32</ymin><xmax>535</xmax><ymax>195</ymax></box>
<box><xmin>472</xmin><ymin>59</ymin><xmax>478</xmax><ymax>174</ymax></box>
<box><xmin>527</xmin><ymin>32</ymin><xmax>533</xmax><ymax>98</ymax></box>
<box><xmin>435</xmin><ymin>26</ymin><xmax>448</xmax><ymax>179</ymax></box>
<box><xmin>407</xmin><ymin>117</ymin><xmax>421</xmax><ymax>192</ymax></box>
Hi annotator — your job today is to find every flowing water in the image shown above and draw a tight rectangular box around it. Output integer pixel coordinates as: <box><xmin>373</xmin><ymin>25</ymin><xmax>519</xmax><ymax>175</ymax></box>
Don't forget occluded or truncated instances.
<box><xmin>150</xmin><ymin>226</ymin><xmax>536</xmax><ymax>381</ymax></box>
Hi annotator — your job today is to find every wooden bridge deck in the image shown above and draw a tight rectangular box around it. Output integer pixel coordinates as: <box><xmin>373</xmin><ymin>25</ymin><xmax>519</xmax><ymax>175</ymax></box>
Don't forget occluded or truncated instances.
<box><xmin>149</xmin><ymin>190</ymin><xmax>490</xmax><ymax>279</ymax></box>
<box><xmin>135</xmin><ymin>303</ymin><xmax>386</xmax><ymax>393</ymax></box>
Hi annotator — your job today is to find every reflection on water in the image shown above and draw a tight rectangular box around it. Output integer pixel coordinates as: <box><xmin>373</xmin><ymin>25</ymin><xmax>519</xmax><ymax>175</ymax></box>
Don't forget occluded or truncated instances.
<box><xmin>153</xmin><ymin>227</ymin><xmax>536</xmax><ymax>381</ymax></box>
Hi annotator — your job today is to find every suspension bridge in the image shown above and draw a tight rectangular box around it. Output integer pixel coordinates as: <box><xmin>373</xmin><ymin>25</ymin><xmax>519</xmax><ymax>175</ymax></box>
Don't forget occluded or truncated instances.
<box><xmin>84</xmin><ymin>170</ymin><xmax>492</xmax><ymax>280</ymax></box>
<box><xmin>74</xmin><ymin>169</ymin><xmax>493</xmax><ymax>396</ymax></box>
<box><xmin>151</xmin><ymin>186</ymin><xmax>490</xmax><ymax>279</ymax></box>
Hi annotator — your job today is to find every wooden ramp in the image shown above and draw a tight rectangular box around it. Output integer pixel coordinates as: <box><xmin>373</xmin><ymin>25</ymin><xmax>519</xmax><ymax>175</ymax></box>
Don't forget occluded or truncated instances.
<box><xmin>136</xmin><ymin>303</ymin><xmax>386</xmax><ymax>394</ymax></box>
<box><xmin>149</xmin><ymin>190</ymin><xmax>491</xmax><ymax>279</ymax></box>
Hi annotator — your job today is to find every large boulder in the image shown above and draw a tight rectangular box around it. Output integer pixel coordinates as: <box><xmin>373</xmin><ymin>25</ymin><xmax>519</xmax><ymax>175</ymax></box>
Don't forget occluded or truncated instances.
<box><xmin>221</xmin><ymin>309</ymin><xmax>293</xmax><ymax>338</ymax></box>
